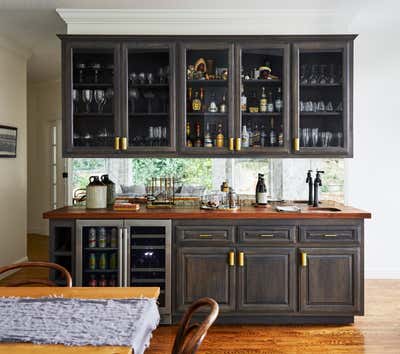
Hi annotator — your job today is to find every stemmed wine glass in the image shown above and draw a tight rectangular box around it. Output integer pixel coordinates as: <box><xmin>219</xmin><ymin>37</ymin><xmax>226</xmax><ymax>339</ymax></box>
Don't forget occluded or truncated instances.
<box><xmin>143</xmin><ymin>90</ymin><xmax>155</xmax><ymax>113</ymax></box>
<box><xmin>146</xmin><ymin>73</ymin><xmax>154</xmax><ymax>85</ymax></box>
<box><xmin>128</xmin><ymin>88</ymin><xmax>140</xmax><ymax>113</ymax></box>
<box><xmin>301</xmin><ymin>128</ymin><xmax>311</xmax><ymax>147</ymax></box>
<box><xmin>94</xmin><ymin>89</ymin><xmax>106</xmax><ymax>113</ymax></box>
<box><xmin>311</xmin><ymin>128</ymin><xmax>319</xmax><ymax>147</ymax></box>
<box><xmin>73</xmin><ymin>89</ymin><xmax>80</xmax><ymax>113</ymax></box>
<box><xmin>82</xmin><ymin>89</ymin><xmax>93</xmax><ymax>113</ymax></box>
<box><xmin>105</xmin><ymin>88</ymin><xmax>114</xmax><ymax>112</ymax></box>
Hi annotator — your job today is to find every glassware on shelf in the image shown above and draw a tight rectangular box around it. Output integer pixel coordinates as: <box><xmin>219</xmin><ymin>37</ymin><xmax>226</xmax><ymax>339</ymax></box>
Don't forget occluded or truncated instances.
<box><xmin>319</xmin><ymin>64</ymin><xmax>328</xmax><ymax>85</ymax></box>
<box><xmin>309</xmin><ymin>64</ymin><xmax>319</xmax><ymax>85</ymax></box>
<box><xmin>146</xmin><ymin>72</ymin><xmax>154</xmax><ymax>85</ymax></box>
<box><xmin>301</xmin><ymin>128</ymin><xmax>311</xmax><ymax>147</ymax></box>
<box><xmin>326</xmin><ymin>101</ymin><xmax>334</xmax><ymax>112</ymax></box>
<box><xmin>90</xmin><ymin>63</ymin><xmax>101</xmax><ymax>84</ymax></box>
<box><xmin>328</xmin><ymin>64</ymin><xmax>336</xmax><ymax>84</ymax></box>
<box><xmin>157</xmin><ymin>67</ymin><xmax>165</xmax><ymax>83</ymax></box>
<box><xmin>300</xmin><ymin>100</ymin><xmax>305</xmax><ymax>112</ymax></box>
<box><xmin>129</xmin><ymin>72</ymin><xmax>137</xmax><ymax>85</ymax></box>
<box><xmin>76</xmin><ymin>63</ymin><xmax>86</xmax><ymax>83</ymax></box>
<box><xmin>94</xmin><ymin>89</ymin><xmax>106</xmax><ymax>113</ymax></box>
<box><xmin>143</xmin><ymin>90</ymin><xmax>155</xmax><ymax>113</ymax></box>
<box><xmin>316</xmin><ymin>100</ymin><xmax>325</xmax><ymax>112</ymax></box>
<box><xmin>73</xmin><ymin>89</ymin><xmax>80</xmax><ymax>113</ymax></box>
<box><xmin>300</xmin><ymin>64</ymin><xmax>309</xmax><ymax>85</ymax></box>
<box><xmin>128</xmin><ymin>88</ymin><xmax>139</xmax><ymax>113</ymax></box>
<box><xmin>320</xmin><ymin>131</ymin><xmax>333</xmax><ymax>147</ymax></box>
<box><xmin>311</xmin><ymin>128</ymin><xmax>319</xmax><ymax>147</ymax></box>
<box><xmin>336</xmin><ymin>132</ymin><xmax>343</xmax><ymax>147</ymax></box>
<box><xmin>335</xmin><ymin>102</ymin><xmax>343</xmax><ymax>112</ymax></box>
<box><xmin>138</xmin><ymin>72</ymin><xmax>146</xmax><ymax>84</ymax></box>
<box><xmin>82</xmin><ymin>89</ymin><xmax>93</xmax><ymax>113</ymax></box>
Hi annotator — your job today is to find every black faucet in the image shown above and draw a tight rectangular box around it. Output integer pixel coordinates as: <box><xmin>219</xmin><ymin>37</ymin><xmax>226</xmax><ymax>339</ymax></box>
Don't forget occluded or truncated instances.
<box><xmin>313</xmin><ymin>170</ymin><xmax>324</xmax><ymax>207</ymax></box>
<box><xmin>306</xmin><ymin>170</ymin><xmax>313</xmax><ymax>205</ymax></box>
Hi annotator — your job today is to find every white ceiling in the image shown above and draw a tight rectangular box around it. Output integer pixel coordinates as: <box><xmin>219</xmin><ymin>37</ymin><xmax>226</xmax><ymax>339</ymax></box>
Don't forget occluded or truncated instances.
<box><xmin>0</xmin><ymin>0</ymin><xmax>366</xmax><ymax>82</ymax></box>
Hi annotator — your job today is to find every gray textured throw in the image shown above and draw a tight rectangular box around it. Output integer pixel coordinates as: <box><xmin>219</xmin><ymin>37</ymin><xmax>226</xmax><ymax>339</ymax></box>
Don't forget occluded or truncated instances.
<box><xmin>0</xmin><ymin>297</ymin><xmax>159</xmax><ymax>354</ymax></box>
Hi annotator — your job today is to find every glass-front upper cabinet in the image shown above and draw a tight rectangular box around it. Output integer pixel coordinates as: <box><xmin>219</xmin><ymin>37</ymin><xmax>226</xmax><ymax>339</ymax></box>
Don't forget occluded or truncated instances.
<box><xmin>121</xmin><ymin>42</ymin><xmax>176</xmax><ymax>153</ymax></box>
<box><xmin>181</xmin><ymin>42</ymin><xmax>234</xmax><ymax>155</ymax></box>
<box><xmin>63</xmin><ymin>41</ymin><xmax>121</xmax><ymax>155</ymax></box>
<box><xmin>236</xmin><ymin>43</ymin><xmax>290</xmax><ymax>154</ymax></box>
<box><xmin>293</xmin><ymin>41</ymin><xmax>352</xmax><ymax>156</ymax></box>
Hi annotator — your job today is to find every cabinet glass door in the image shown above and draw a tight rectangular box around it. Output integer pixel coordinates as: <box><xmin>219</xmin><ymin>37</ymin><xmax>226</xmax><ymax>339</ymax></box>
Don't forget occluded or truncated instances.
<box><xmin>293</xmin><ymin>42</ymin><xmax>352</xmax><ymax>155</ymax></box>
<box><xmin>121</xmin><ymin>42</ymin><xmax>176</xmax><ymax>152</ymax></box>
<box><xmin>76</xmin><ymin>221</ymin><xmax>124</xmax><ymax>287</ymax></box>
<box><xmin>65</xmin><ymin>42</ymin><xmax>121</xmax><ymax>154</ymax></box>
<box><xmin>181</xmin><ymin>42</ymin><xmax>234</xmax><ymax>155</ymax></box>
<box><xmin>236</xmin><ymin>43</ymin><xmax>290</xmax><ymax>154</ymax></box>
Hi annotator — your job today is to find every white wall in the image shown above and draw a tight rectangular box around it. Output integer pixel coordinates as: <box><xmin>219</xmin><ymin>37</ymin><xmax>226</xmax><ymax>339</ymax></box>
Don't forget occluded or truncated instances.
<box><xmin>0</xmin><ymin>38</ymin><xmax>28</xmax><ymax>266</ymax></box>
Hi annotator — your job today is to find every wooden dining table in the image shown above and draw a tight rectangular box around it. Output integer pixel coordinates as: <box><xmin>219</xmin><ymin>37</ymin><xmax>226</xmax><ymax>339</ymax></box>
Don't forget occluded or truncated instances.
<box><xmin>0</xmin><ymin>287</ymin><xmax>160</xmax><ymax>354</ymax></box>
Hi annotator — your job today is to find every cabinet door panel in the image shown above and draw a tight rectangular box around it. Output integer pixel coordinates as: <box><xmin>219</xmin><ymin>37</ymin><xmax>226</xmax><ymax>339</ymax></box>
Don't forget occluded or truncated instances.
<box><xmin>300</xmin><ymin>248</ymin><xmax>361</xmax><ymax>314</ymax></box>
<box><xmin>176</xmin><ymin>247</ymin><xmax>235</xmax><ymax>312</ymax></box>
<box><xmin>238</xmin><ymin>248</ymin><xmax>296</xmax><ymax>312</ymax></box>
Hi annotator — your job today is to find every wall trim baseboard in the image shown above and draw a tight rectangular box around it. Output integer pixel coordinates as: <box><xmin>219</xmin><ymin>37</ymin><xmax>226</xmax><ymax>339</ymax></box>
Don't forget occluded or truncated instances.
<box><xmin>366</xmin><ymin>268</ymin><xmax>400</xmax><ymax>279</ymax></box>
<box><xmin>0</xmin><ymin>256</ymin><xmax>29</xmax><ymax>281</ymax></box>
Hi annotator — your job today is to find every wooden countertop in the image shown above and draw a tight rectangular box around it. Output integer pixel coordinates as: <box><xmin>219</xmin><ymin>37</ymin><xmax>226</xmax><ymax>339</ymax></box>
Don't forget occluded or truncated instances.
<box><xmin>0</xmin><ymin>287</ymin><xmax>159</xmax><ymax>354</ymax></box>
<box><xmin>43</xmin><ymin>204</ymin><xmax>371</xmax><ymax>220</ymax></box>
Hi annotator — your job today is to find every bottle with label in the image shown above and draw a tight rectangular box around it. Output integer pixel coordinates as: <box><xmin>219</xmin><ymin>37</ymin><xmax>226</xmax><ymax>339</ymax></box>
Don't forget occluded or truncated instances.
<box><xmin>240</xmin><ymin>91</ymin><xmax>247</xmax><ymax>112</ymax></box>
<box><xmin>255</xmin><ymin>173</ymin><xmax>268</xmax><ymax>205</ymax></box>
<box><xmin>269</xmin><ymin>117</ymin><xmax>277</xmax><ymax>146</ymax></box>
<box><xmin>278</xmin><ymin>124</ymin><xmax>284</xmax><ymax>147</ymax></box>
<box><xmin>252</xmin><ymin>124</ymin><xmax>261</xmax><ymax>147</ymax></box>
<box><xmin>242</xmin><ymin>125</ymin><xmax>250</xmax><ymax>148</ymax></box>
<box><xmin>88</xmin><ymin>228</ymin><xmax>97</xmax><ymax>248</ymax></box>
<box><xmin>186</xmin><ymin>122</ymin><xmax>193</xmax><ymax>147</ymax></box>
<box><xmin>194</xmin><ymin>121</ymin><xmax>202</xmax><ymax>147</ymax></box>
<box><xmin>89</xmin><ymin>253</ymin><xmax>96</xmax><ymax>270</ymax></box>
<box><xmin>267</xmin><ymin>90</ymin><xmax>274</xmax><ymax>112</ymax></box>
<box><xmin>98</xmin><ymin>227</ymin><xmax>106</xmax><ymax>248</ymax></box>
<box><xmin>208</xmin><ymin>92</ymin><xmax>218</xmax><ymax>113</ymax></box>
<box><xmin>204</xmin><ymin>122</ymin><xmax>213</xmax><ymax>148</ymax></box>
<box><xmin>248</xmin><ymin>91</ymin><xmax>259</xmax><ymax>113</ymax></box>
<box><xmin>260</xmin><ymin>125</ymin><xmax>267</xmax><ymax>147</ymax></box>
<box><xmin>259</xmin><ymin>87</ymin><xmax>267</xmax><ymax>112</ymax></box>
<box><xmin>109</xmin><ymin>253</ymin><xmax>117</xmax><ymax>270</ymax></box>
<box><xmin>216</xmin><ymin>123</ymin><xmax>224</xmax><ymax>148</ymax></box>
<box><xmin>275</xmin><ymin>87</ymin><xmax>283</xmax><ymax>112</ymax></box>
<box><xmin>110</xmin><ymin>228</ymin><xmax>118</xmax><ymax>248</ymax></box>
<box><xmin>191</xmin><ymin>91</ymin><xmax>201</xmax><ymax>112</ymax></box>
<box><xmin>219</xmin><ymin>94</ymin><xmax>227</xmax><ymax>113</ymax></box>
<box><xmin>248</xmin><ymin>125</ymin><xmax>253</xmax><ymax>147</ymax></box>
<box><xmin>99</xmin><ymin>253</ymin><xmax>107</xmax><ymax>270</ymax></box>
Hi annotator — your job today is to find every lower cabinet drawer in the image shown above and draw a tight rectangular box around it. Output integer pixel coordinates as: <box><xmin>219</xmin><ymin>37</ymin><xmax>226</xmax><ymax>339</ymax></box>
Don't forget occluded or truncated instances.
<box><xmin>238</xmin><ymin>225</ymin><xmax>296</xmax><ymax>244</ymax></box>
<box><xmin>299</xmin><ymin>224</ymin><xmax>361</xmax><ymax>243</ymax></box>
<box><xmin>175</xmin><ymin>225</ymin><xmax>235</xmax><ymax>243</ymax></box>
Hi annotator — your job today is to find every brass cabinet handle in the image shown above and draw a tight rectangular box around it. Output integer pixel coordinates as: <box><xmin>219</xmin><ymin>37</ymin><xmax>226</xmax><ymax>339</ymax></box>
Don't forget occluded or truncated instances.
<box><xmin>229</xmin><ymin>138</ymin><xmax>234</xmax><ymax>151</ymax></box>
<box><xmin>324</xmin><ymin>234</ymin><xmax>337</xmax><ymax>237</ymax></box>
<box><xmin>239</xmin><ymin>252</ymin><xmax>244</xmax><ymax>267</ymax></box>
<box><xmin>301</xmin><ymin>252</ymin><xmax>307</xmax><ymax>267</ymax></box>
<box><xmin>114</xmin><ymin>137</ymin><xmax>120</xmax><ymax>150</ymax></box>
<box><xmin>293</xmin><ymin>137</ymin><xmax>300</xmax><ymax>151</ymax></box>
<box><xmin>228</xmin><ymin>251</ymin><xmax>235</xmax><ymax>267</ymax></box>
<box><xmin>121</xmin><ymin>137</ymin><xmax>128</xmax><ymax>150</ymax></box>
<box><xmin>235</xmin><ymin>138</ymin><xmax>241</xmax><ymax>151</ymax></box>
<box><xmin>259</xmin><ymin>234</ymin><xmax>274</xmax><ymax>238</ymax></box>
<box><xmin>199</xmin><ymin>234</ymin><xmax>213</xmax><ymax>238</ymax></box>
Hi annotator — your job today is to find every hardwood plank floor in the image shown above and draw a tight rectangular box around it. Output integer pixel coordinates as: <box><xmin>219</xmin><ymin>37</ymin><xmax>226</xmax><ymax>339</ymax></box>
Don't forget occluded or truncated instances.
<box><xmin>1</xmin><ymin>235</ymin><xmax>400</xmax><ymax>353</ymax></box>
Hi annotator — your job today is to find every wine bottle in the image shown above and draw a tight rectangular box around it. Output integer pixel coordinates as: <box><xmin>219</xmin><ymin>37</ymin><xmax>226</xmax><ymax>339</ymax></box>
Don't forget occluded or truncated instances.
<box><xmin>259</xmin><ymin>86</ymin><xmax>267</xmax><ymax>113</ymax></box>
<box><xmin>252</xmin><ymin>124</ymin><xmax>261</xmax><ymax>147</ymax></box>
<box><xmin>208</xmin><ymin>92</ymin><xmax>218</xmax><ymax>113</ymax></box>
<box><xmin>275</xmin><ymin>87</ymin><xmax>283</xmax><ymax>112</ymax></box>
<box><xmin>269</xmin><ymin>117</ymin><xmax>277</xmax><ymax>146</ymax></box>
<box><xmin>278</xmin><ymin>124</ymin><xmax>284</xmax><ymax>147</ymax></box>
<box><xmin>267</xmin><ymin>90</ymin><xmax>274</xmax><ymax>112</ymax></box>
<box><xmin>255</xmin><ymin>173</ymin><xmax>268</xmax><ymax>205</ymax></box>
<box><xmin>248</xmin><ymin>91</ymin><xmax>259</xmax><ymax>113</ymax></box>
<box><xmin>216</xmin><ymin>122</ymin><xmax>224</xmax><ymax>148</ymax></box>
<box><xmin>240</xmin><ymin>91</ymin><xmax>247</xmax><ymax>112</ymax></box>
<box><xmin>194</xmin><ymin>121</ymin><xmax>202</xmax><ymax>147</ymax></box>
<box><xmin>186</xmin><ymin>122</ymin><xmax>193</xmax><ymax>147</ymax></box>
<box><xmin>219</xmin><ymin>94</ymin><xmax>227</xmax><ymax>113</ymax></box>
<box><xmin>242</xmin><ymin>125</ymin><xmax>250</xmax><ymax>148</ymax></box>
<box><xmin>204</xmin><ymin>122</ymin><xmax>213</xmax><ymax>147</ymax></box>
<box><xmin>260</xmin><ymin>124</ymin><xmax>266</xmax><ymax>147</ymax></box>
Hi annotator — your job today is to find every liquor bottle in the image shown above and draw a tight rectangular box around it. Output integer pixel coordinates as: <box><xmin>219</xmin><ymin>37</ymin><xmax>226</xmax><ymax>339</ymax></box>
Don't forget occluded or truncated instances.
<box><xmin>88</xmin><ymin>228</ymin><xmax>96</xmax><ymax>248</ymax></box>
<box><xmin>219</xmin><ymin>94</ymin><xmax>227</xmax><ymax>113</ymax></box>
<box><xmin>252</xmin><ymin>124</ymin><xmax>261</xmax><ymax>147</ymax></box>
<box><xmin>191</xmin><ymin>91</ymin><xmax>201</xmax><ymax>112</ymax></box>
<box><xmin>267</xmin><ymin>90</ymin><xmax>274</xmax><ymax>112</ymax></box>
<box><xmin>216</xmin><ymin>123</ymin><xmax>224</xmax><ymax>148</ymax></box>
<box><xmin>199</xmin><ymin>87</ymin><xmax>205</xmax><ymax>112</ymax></box>
<box><xmin>98</xmin><ymin>227</ymin><xmax>106</xmax><ymax>248</ymax></box>
<box><xmin>259</xmin><ymin>87</ymin><xmax>267</xmax><ymax>113</ymax></box>
<box><xmin>275</xmin><ymin>87</ymin><xmax>283</xmax><ymax>112</ymax></box>
<box><xmin>187</xmin><ymin>87</ymin><xmax>192</xmax><ymax>113</ymax></box>
<box><xmin>248</xmin><ymin>91</ymin><xmax>259</xmax><ymax>113</ymax></box>
<box><xmin>88</xmin><ymin>274</ymin><xmax>97</xmax><ymax>287</ymax></box>
<box><xmin>240</xmin><ymin>91</ymin><xmax>247</xmax><ymax>112</ymax></box>
<box><xmin>186</xmin><ymin>122</ymin><xmax>193</xmax><ymax>147</ymax></box>
<box><xmin>99</xmin><ymin>253</ymin><xmax>107</xmax><ymax>270</ymax></box>
<box><xmin>269</xmin><ymin>117</ymin><xmax>277</xmax><ymax>146</ymax></box>
<box><xmin>255</xmin><ymin>173</ymin><xmax>268</xmax><ymax>205</ymax></box>
<box><xmin>109</xmin><ymin>252</ymin><xmax>117</xmax><ymax>269</ymax></box>
<box><xmin>208</xmin><ymin>92</ymin><xmax>218</xmax><ymax>113</ymax></box>
<box><xmin>89</xmin><ymin>253</ymin><xmax>96</xmax><ymax>270</ymax></box>
<box><xmin>99</xmin><ymin>274</ymin><xmax>107</xmax><ymax>287</ymax></box>
<box><xmin>260</xmin><ymin>125</ymin><xmax>267</xmax><ymax>147</ymax></box>
<box><xmin>242</xmin><ymin>125</ymin><xmax>250</xmax><ymax>148</ymax></box>
<box><xmin>204</xmin><ymin>122</ymin><xmax>213</xmax><ymax>147</ymax></box>
<box><xmin>278</xmin><ymin>124</ymin><xmax>284</xmax><ymax>147</ymax></box>
<box><xmin>248</xmin><ymin>125</ymin><xmax>253</xmax><ymax>147</ymax></box>
<box><xmin>194</xmin><ymin>121</ymin><xmax>202</xmax><ymax>147</ymax></box>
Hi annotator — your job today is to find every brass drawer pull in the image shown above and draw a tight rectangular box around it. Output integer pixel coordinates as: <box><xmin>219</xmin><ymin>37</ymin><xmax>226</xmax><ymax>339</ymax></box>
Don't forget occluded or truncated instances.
<box><xmin>301</xmin><ymin>252</ymin><xmax>307</xmax><ymax>267</ymax></box>
<box><xmin>259</xmin><ymin>234</ymin><xmax>274</xmax><ymax>238</ymax></box>
<box><xmin>199</xmin><ymin>234</ymin><xmax>213</xmax><ymax>238</ymax></box>
<box><xmin>228</xmin><ymin>251</ymin><xmax>235</xmax><ymax>266</ymax></box>
<box><xmin>239</xmin><ymin>252</ymin><xmax>244</xmax><ymax>267</ymax></box>
<box><xmin>114</xmin><ymin>137</ymin><xmax>120</xmax><ymax>150</ymax></box>
<box><xmin>293</xmin><ymin>137</ymin><xmax>300</xmax><ymax>151</ymax></box>
<box><xmin>229</xmin><ymin>138</ymin><xmax>234</xmax><ymax>151</ymax></box>
<box><xmin>121</xmin><ymin>137</ymin><xmax>128</xmax><ymax>150</ymax></box>
<box><xmin>324</xmin><ymin>234</ymin><xmax>337</xmax><ymax>237</ymax></box>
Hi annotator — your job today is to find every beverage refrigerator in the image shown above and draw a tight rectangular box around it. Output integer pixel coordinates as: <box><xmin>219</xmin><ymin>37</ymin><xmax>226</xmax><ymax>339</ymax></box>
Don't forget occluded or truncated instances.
<box><xmin>76</xmin><ymin>220</ymin><xmax>171</xmax><ymax>323</ymax></box>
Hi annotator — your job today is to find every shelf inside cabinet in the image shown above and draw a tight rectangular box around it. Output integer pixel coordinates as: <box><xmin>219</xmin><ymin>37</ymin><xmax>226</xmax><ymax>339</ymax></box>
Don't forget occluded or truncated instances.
<box><xmin>300</xmin><ymin>112</ymin><xmax>342</xmax><ymax>116</ymax></box>
<box><xmin>74</xmin><ymin>113</ymin><xmax>114</xmax><ymax>117</ymax></box>
<box><xmin>129</xmin><ymin>113</ymin><xmax>168</xmax><ymax>117</ymax></box>
<box><xmin>132</xmin><ymin>267</ymin><xmax>166</xmax><ymax>272</ymax></box>
<box><xmin>300</xmin><ymin>83</ymin><xmax>342</xmax><ymax>87</ymax></box>
<box><xmin>73</xmin><ymin>83</ymin><xmax>113</xmax><ymax>88</ymax></box>
<box><xmin>243</xmin><ymin>79</ymin><xmax>282</xmax><ymax>84</ymax></box>
<box><xmin>242</xmin><ymin>112</ymin><xmax>282</xmax><ymax>117</ymax></box>
<box><xmin>84</xmin><ymin>269</ymin><xmax>118</xmax><ymax>273</ymax></box>
<box><xmin>130</xmin><ymin>83</ymin><xmax>169</xmax><ymax>88</ymax></box>
<box><xmin>187</xmin><ymin>113</ymin><xmax>228</xmax><ymax>117</ymax></box>
<box><xmin>187</xmin><ymin>79</ymin><xmax>228</xmax><ymax>86</ymax></box>
<box><xmin>84</xmin><ymin>247</ymin><xmax>119</xmax><ymax>251</ymax></box>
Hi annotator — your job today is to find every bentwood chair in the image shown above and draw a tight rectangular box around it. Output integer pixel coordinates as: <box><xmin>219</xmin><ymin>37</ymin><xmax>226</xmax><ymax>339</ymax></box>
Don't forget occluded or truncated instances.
<box><xmin>172</xmin><ymin>297</ymin><xmax>219</xmax><ymax>354</ymax></box>
<box><xmin>0</xmin><ymin>261</ymin><xmax>72</xmax><ymax>287</ymax></box>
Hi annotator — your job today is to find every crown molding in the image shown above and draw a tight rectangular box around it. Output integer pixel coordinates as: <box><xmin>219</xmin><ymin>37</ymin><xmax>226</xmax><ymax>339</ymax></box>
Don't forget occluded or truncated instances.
<box><xmin>0</xmin><ymin>36</ymin><xmax>31</xmax><ymax>61</ymax></box>
<box><xmin>57</xmin><ymin>9</ymin><xmax>350</xmax><ymax>35</ymax></box>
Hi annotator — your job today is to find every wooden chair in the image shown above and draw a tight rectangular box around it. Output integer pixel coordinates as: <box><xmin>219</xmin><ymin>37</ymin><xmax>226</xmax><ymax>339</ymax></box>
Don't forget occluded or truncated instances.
<box><xmin>172</xmin><ymin>297</ymin><xmax>219</xmax><ymax>354</ymax></box>
<box><xmin>0</xmin><ymin>261</ymin><xmax>72</xmax><ymax>287</ymax></box>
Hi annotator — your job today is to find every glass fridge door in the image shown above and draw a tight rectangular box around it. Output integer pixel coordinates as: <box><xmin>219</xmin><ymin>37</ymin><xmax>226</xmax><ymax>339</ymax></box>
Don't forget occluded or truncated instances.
<box><xmin>76</xmin><ymin>220</ymin><xmax>124</xmax><ymax>287</ymax></box>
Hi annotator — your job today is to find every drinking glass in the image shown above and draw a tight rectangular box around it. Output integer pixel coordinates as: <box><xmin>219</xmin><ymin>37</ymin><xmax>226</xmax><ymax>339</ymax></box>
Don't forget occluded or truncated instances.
<box><xmin>148</xmin><ymin>126</ymin><xmax>154</xmax><ymax>146</ymax></box>
<box><xmin>336</xmin><ymin>132</ymin><xmax>343</xmax><ymax>147</ymax></box>
<box><xmin>138</xmin><ymin>72</ymin><xmax>146</xmax><ymax>84</ymax></box>
<box><xmin>326</xmin><ymin>131</ymin><xmax>333</xmax><ymax>146</ymax></box>
<box><xmin>82</xmin><ymin>89</ymin><xmax>93</xmax><ymax>113</ymax></box>
<box><xmin>301</xmin><ymin>128</ymin><xmax>311</xmax><ymax>147</ymax></box>
<box><xmin>326</xmin><ymin>101</ymin><xmax>334</xmax><ymax>112</ymax></box>
<box><xmin>94</xmin><ymin>89</ymin><xmax>106</xmax><ymax>113</ymax></box>
<box><xmin>129</xmin><ymin>72</ymin><xmax>137</xmax><ymax>85</ymax></box>
<box><xmin>309</xmin><ymin>64</ymin><xmax>319</xmax><ymax>85</ymax></box>
<box><xmin>73</xmin><ymin>89</ymin><xmax>80</xmax><ymax>113</ymax></box>
<box><xmin>162</xmin><ymin>126</ymin><xmax>167</xmax><ymax>145</ymax></box>
<box><xmin>317</xmin><ymin>101</ymin><xmax>325</xmax><ymax>112</ymax></box>
<box><xmin>300</xmin><ymin>101</ymin><xmax>305</xmax><ymax>112</ymax></box>
<box><xmin>319</xmin><ymin>65</ymin><xmax>328</xmax><ymax>85</ymax></box>
<box><xmin>76</xmin><ymin>63</ymin><xmax>86</xmax><ymax>83</ymax></box>
<box><xmin>158</xmin><ymin>67</ymin><xmax>165</xmax><ymax>83</ymax></box>
<box><xmin>306</xmin><ymin>100</ymin><xmax>314</xmax><ymax>112</ymax></box>
<box><xmin>311</xmin><ymin>128</ymin><xmax>319</xmax><ymax>147</ymax></box>
<box><xmin>300</xmin><ymin>65</ymin><xmax>308</xmax><ymax>85</ymax></box>
<box><xmin>312</xmin><ymin>102</ymin><xmax>318</xmax><ymax>112</ymax></box>
<box><xmin>128</xmin><ymin>88</ymin><xmax>139</xmax><ymax>113</ymax></box>
<box><xmin>143</xmin><ymin>90</ymin><xmax>155</xmax><ymax>113</ymax></box>
<box><xmin>146</xmin><ymin>73</ymin><xmax>154</xmax><ymax>85</ymax></box>
<box><xmin>91</xmin><ymin>63</ymin><xmax>101</xmax><ymax>84</ymax></box>
<box><xmin>328</xmin><ymin>64</ymin><xmax>336</xmax><ymax>84</ymax></box>
<box><xmin>335</xmin><ymin>102</ymin><xmax>343</xmax><ymax>112</ymax></box>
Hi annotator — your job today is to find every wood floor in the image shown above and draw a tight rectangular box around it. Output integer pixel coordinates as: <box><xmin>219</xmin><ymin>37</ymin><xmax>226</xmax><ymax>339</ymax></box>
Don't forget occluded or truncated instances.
<box><xmin>2</xmin><ymin>235</ymin><xmax>400</xmax><ymax>353</ymax></box>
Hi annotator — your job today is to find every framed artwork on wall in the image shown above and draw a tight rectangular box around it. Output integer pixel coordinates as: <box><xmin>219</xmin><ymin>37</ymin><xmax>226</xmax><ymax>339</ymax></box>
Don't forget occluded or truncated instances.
<box><xmin>0</xmin><ymin>125</ymin><xmax>17</xmax><ymax>158</ymax></box>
